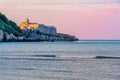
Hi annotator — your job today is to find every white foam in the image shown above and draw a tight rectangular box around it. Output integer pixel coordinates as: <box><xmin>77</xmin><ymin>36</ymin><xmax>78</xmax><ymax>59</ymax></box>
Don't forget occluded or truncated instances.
<box><xmin>56</xmin><ymin>55</ymin><xmax>95</xmax><ymax>59</ymax></box>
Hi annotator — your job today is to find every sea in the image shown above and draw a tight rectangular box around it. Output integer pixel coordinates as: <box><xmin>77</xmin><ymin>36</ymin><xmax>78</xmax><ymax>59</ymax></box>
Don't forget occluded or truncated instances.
<box><xmin>0</xmin><ymin>40</ymin><xmax>120</xmax><ymax>80</ymax></box>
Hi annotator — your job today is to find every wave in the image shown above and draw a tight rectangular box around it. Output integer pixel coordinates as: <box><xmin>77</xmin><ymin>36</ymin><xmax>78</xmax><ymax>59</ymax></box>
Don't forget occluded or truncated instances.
<box><xmin>26</xmin><ymin>55</ymin><xmax>56</xmax><ymax>57</ymax></box>
<box><xmin>0</xmin><ymin>55</ymin><xmax>120</xmax><ymax>61</ymax></box>
<box><xmin>0</xmin><ymin>55</ymin><xmax>56</xmax><ymax>57</ymax></box>
<box><xmin>0</xmin><ymin>57</ymin><xmax>73</xmax><ymax>61</ymax></box>
<box><xmin>58</xmin><ymin>55</ymin><xmax>120</xmax><ymax>59</ymax></box>
<box><xmin>60</xmin><ymin>55</ymin><xmax>120</xmax><ymax>60</ymax></box>
<box><xmin>95</xmin><ymin>56</ymin><xmax>120</xmax><ymax>59</ymax></box>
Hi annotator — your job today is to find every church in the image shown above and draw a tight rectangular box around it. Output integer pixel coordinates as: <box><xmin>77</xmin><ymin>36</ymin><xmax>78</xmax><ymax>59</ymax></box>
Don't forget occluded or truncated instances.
<box><xmin>19</xmin><ymin>18</ymin><xmax>39</xmax><ymax>29</ymax></box>
<box><xmin>19</xmin><ymin>18</ymin><xmax>57</xmax><ymax>34</ymax></box>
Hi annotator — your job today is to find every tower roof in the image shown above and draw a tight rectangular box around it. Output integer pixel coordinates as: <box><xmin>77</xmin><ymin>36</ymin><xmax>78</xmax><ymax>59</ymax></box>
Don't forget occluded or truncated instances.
<box><xmin>25</xmin><ymin>17</ymin><xmax>29</xmax><ymax>23</ymax></box>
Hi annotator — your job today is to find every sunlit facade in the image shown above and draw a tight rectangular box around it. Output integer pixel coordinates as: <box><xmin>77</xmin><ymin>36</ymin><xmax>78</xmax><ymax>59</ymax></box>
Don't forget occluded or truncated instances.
<box><xmin>19</xmin><ymin>18</ymin><xmax>39</xmax><ymax>29</ymax></box>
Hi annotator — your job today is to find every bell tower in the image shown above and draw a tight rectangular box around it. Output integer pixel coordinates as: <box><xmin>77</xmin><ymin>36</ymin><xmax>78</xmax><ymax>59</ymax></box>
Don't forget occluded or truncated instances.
<box><xmin>25</xmin><ymin>17</ymin><xmax>29</xmax><ymax>23</ymax></box>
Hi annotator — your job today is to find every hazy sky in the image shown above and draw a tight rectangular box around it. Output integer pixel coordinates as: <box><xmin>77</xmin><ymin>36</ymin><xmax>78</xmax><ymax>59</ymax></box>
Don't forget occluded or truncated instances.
<box><xmin>0</xmin><ymin>0</ymin><xmax>120</xmax><ymax>39</ymax></box>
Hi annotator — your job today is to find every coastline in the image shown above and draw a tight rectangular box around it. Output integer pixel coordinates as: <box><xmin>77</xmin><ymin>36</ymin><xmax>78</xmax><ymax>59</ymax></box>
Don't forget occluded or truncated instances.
<box><xmin>0</xmin><ymin>29</ymin><xmax>79</xmax><ymax>42</ymax></box>
<box><xmin>0</xmin><ymin>40</ymin><xmax>79</xmax><ymax>42</ymax></box>
<box><xmin>0</xmin><ymin>13</ymin><xmax>79</xmax><ymax>42</ymax></box>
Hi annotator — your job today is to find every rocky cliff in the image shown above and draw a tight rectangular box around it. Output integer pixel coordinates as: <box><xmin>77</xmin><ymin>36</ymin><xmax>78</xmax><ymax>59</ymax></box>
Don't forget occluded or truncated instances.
<box><xmin>0</xmin><ymin>12</ymin><xmax>23</xmax><ymax>41</ymax></box>
<box><xmin>0</xmin><ymin>12</ymin><xmax>79</xmax><ymax>42</ymax></box>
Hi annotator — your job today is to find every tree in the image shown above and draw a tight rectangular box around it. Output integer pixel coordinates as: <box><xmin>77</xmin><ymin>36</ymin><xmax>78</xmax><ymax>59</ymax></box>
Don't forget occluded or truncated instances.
<box><xmin>9</xmin><ymin>20</ymin><xmax>22</xmax><ymax>33</ymax></box>
<box><xmin>0</xmin><ymin>12</ymin><xmax>23</xmax><ymax>36</ymax></box>
<box><xmin>0</xmin><ymin>13</ymin><xmax>9</xmax><ymax>25</ymax></box>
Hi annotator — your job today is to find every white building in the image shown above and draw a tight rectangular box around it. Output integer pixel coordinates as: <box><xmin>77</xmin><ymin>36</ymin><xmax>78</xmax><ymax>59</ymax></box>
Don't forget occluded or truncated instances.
<box><xmin>38</xmin><ymin>24</ymin><xmax>47</xmax><ymax>33</ymax></box>
<box><xmin>38</xmin><ymin>24</ymin><xmax>57</xmax><ymax>34</ymax></box>
<box><xmin>47</xmin><ymin>26</ymin><xmax>57</xmax><ymax>34</ymax></box>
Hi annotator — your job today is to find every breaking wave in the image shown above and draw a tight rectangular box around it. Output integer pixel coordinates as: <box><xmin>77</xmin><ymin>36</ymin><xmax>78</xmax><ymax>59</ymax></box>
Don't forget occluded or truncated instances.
<box><xmin>0</xmin><ymin>55</ymin><xmax>120</xmax><ymax>61</ymax></box>
<box><xmin>95</xmin><ymin>56</ymin><xmax>120</xmax><ymax>59</ymax></box>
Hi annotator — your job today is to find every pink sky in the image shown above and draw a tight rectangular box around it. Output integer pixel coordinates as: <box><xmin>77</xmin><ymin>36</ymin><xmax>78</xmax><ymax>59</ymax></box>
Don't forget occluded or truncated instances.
<box><xmin>0</xmin><ymin>0</ymin><xmax>120</xmax><ymax>39</ymax></box>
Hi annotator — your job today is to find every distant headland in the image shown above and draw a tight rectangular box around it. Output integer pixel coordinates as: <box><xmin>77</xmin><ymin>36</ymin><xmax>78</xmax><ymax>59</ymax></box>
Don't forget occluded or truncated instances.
<box><xmin>0</xmin><ymin>12</ymin><xmax>79</xmax><ymax>42</ymax></box>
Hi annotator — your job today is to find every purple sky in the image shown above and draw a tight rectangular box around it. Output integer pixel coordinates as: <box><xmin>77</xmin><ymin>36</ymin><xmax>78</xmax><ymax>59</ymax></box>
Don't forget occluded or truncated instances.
<box><xmin>0</xmin><ymin>0</ymin><xmax>120</xmax><ymax>39</ymax></box>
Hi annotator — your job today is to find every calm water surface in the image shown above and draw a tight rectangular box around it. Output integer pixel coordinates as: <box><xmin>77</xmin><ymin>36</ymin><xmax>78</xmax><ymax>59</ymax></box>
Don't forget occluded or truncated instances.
<box><xmin>0</xmin><ymin>41</ymin><xmax>120</xmax><ymax>80</ymax></box>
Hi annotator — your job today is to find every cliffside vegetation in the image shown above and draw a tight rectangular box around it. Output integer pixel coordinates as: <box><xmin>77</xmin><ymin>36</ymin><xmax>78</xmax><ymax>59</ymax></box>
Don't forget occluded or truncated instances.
<box><xmin>0</xmin><ymin>12</ymin><xmax>23</xmax><ymax>36</ymax></box>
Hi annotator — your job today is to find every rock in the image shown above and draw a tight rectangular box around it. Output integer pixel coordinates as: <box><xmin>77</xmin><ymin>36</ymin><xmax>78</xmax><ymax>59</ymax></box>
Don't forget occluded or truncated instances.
<box><xmin>0</xmin><ymin>30</ymin><xmax>3</xmax><ymax>41</ymax></box>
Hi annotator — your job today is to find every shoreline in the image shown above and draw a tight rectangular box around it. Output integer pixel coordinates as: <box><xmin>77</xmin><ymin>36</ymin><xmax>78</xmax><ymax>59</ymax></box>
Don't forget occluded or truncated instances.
<box><xmin>0</xmin><ymin>40</ymin><xmax>79</xmax><ymax>43</ymax></box>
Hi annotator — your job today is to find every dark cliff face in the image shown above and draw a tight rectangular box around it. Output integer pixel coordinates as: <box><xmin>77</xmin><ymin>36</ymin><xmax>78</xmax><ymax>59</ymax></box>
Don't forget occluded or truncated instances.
<box><xmin>22</xmin><ymin>28</ymin><xmax>79</xmax><ymax>41</ymax></box>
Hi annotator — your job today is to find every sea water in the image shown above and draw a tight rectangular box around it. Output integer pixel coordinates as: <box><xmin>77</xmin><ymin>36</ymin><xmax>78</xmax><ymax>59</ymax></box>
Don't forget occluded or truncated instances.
<box><xmin>0</xmin><ymin>40</ymin><xmax>120</xmax><ymax>80</ymax></box>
